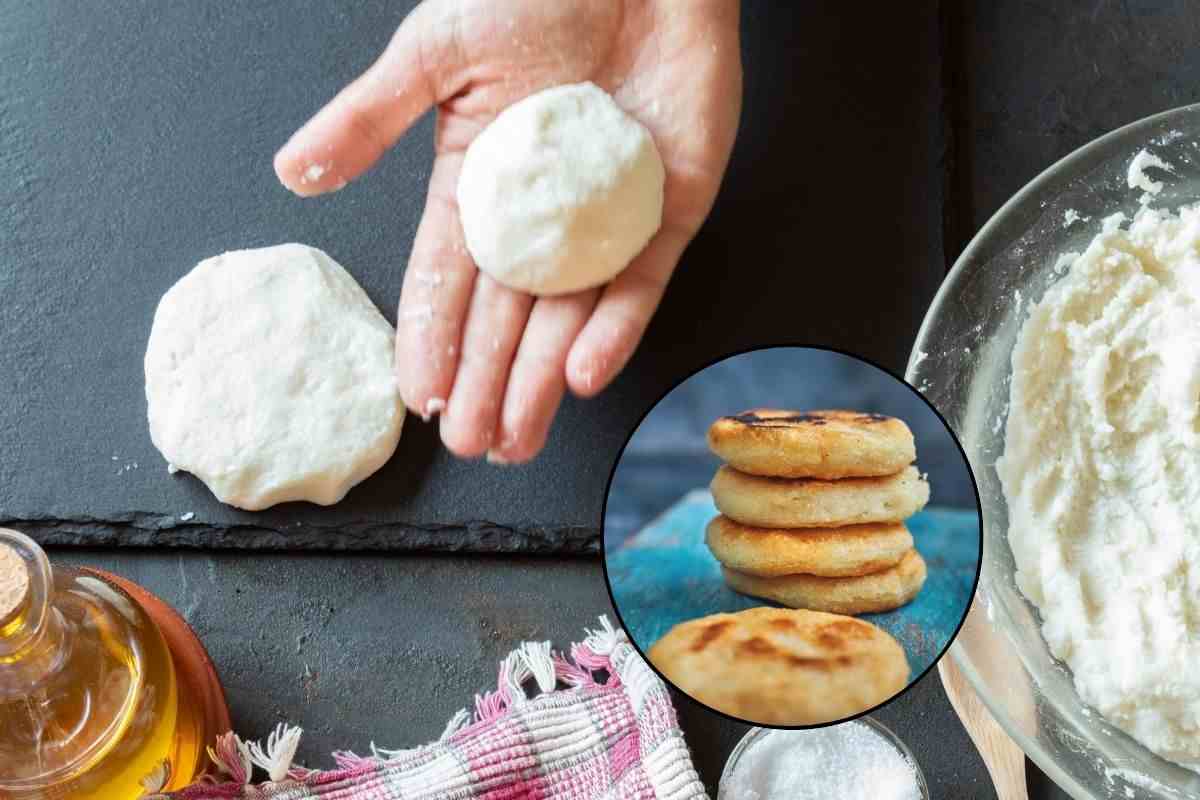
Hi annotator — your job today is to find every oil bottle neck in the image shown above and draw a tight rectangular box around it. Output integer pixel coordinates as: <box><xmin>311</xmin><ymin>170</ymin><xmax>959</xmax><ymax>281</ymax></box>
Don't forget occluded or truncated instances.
<box><xmin>0</xmin><ymin>529</ymin><xmax>56</xmax><ymax>665</ymax></box>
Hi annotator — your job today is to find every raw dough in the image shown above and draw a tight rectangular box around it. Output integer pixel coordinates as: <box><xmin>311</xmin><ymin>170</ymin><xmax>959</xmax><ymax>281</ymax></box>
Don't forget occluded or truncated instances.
<box><xmin>456</xmin><ymin>82</ymin><xmax>665</xmax><ymax>296</ymax></box>
<box><xmin>145</xmin><ymin>244</ymin><xmax>404</xmax><ymax>511</ymax></box>
<box><xmin>1000</xmin><ymin>206</ymin><xmax>1200</xmax><ymax>769</ymax></box>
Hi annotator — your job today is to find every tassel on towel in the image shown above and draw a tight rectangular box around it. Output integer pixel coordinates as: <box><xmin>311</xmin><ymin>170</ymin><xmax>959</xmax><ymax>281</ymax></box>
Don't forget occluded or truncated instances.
<box><xmin>154</xmin><ymin>616</ymin><xmax>706</xmax><ymax>800</ymax></box>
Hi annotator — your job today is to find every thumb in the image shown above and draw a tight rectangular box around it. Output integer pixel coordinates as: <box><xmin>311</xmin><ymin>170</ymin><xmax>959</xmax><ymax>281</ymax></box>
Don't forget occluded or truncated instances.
<box><xmin>274</xmin><ymin>2</ymin><xmax>466</xmax><ymax>196</ymax></box>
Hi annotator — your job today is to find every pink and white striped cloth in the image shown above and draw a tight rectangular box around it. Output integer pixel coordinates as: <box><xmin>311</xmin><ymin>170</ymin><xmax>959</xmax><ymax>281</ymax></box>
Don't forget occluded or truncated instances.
<box><xmin>153</xmin><ymin>618</ymin><xmax>707</xmax><ymax>800</ymax></box>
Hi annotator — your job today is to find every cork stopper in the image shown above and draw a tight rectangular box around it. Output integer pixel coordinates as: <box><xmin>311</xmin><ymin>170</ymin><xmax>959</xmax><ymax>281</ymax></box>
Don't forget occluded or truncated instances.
<box><xmin>0</xmin><ymin>541</ymin><xmax>30</xmax><ymax>623</ymax></box>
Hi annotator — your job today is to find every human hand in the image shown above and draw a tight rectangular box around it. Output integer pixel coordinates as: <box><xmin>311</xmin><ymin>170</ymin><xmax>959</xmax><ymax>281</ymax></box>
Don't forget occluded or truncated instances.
<box><xmin>275</xmin><ymin>0</ymin><xmax>742</xmax><ymax>462</ymax></box>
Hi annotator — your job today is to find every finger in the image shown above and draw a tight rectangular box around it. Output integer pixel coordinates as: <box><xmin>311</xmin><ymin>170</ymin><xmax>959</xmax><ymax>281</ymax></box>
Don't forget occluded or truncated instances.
<box><xmin>395</xmin><ymin>152</ymin><xmax>476</xmax><ymax>421</ymax></box>
<box><xmin>488</xmin><ymin>290</ymin><xmax>599</xmax><ymax>465</ymax></box>
<box><xmin>565</xmin><ymin>228</ymin><xmax>692</xmax><ymax>398</ymax></box>
<box><xmin>439</xmin><ymin>275</ymin><xmax>533</xmax><ymax>458</ymax></box>
<box><xmin>274</xmin><ymin>2</ymin><xmax>466</xmax><ymax>196</ymax></box>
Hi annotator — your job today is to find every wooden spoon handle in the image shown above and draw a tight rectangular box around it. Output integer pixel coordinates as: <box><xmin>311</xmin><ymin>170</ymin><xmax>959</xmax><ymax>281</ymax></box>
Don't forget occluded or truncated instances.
<box><xmin>939</xmin><ymin>655</ymin><xmax>1029</xmax><ymax>800</ymax></box>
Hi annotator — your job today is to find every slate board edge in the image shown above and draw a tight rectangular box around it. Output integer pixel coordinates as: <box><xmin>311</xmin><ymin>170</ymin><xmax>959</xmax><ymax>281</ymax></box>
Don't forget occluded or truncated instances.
<box><xmin>5</xmin><ymin>515</ymin><xmax>600</xmax><ymax>555</ymax></box>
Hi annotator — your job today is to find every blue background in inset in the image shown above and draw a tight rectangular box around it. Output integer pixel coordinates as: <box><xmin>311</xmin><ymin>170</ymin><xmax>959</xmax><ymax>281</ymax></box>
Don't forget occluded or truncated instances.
<box><xmin>606</xmin><ymin>491</ymin><xmax>980</xmax><ymax>685</ymax></box>
<box><xmin>604</xmin><ymin>347</ymin><xmax>977</xmax><ymax>552</ymax></box>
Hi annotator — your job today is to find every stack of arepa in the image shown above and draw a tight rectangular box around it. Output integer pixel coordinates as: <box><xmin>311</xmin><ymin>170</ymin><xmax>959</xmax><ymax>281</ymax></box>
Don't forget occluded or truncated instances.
<box><xmin>706</xmin><ymin>409</ymin><xmax>929</xmax><ymax>615</ymax></box>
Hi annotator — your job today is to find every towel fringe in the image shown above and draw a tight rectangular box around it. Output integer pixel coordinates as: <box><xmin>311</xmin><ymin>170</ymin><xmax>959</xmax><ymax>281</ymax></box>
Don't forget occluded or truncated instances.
<box><xmin>206</xmin><ymin>732</ymin><xmax>252</xmax><ymax>785</ymax></box>
<box><xmin>186</xmin><ymin>617</ymin><xmax>638</xmax><ymax>787</ymax></box>
<box><xmin>439</xmin><ymin>708</ymin><xmax>471</xmax><ymax>741</ymax></box>
<box><xmin>518</xmin><ymin>641</ymin><xmax>557</xmax><ymax>694</ymax></box>
<box><xmin>248</xmin><ymin>723</ymin><xmax>303</xmax><ymax>782</ymax></box>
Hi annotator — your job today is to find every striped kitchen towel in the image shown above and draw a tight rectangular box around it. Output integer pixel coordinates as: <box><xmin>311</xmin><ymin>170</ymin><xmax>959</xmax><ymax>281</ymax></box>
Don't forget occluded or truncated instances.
<box><xmin>151</xmin><ymin>617</ymin><xmax>707</xmax><ymax>800</ymax></box>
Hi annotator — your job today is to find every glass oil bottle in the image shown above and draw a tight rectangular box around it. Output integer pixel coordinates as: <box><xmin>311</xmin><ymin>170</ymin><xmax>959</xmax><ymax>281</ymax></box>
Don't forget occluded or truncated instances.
<box><xmin>0</xmin><ymin>528</ymin><xmax>204</xmax><ymax>799</ymax></box>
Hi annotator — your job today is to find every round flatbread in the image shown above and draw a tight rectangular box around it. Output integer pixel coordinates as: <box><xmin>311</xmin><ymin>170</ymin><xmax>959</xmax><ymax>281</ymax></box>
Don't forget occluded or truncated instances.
<box><xmin>705</xmin><ymin>515</ymin><xmax>913</xmax><ymax>578</ymax></box>
<box><xmin>646</xmin><ymin>606</ymin><xmax>908</xmax><ymax>725</ymax></box>
<box><xmin>722</xmin><ymin>549</ymin><xmax>927</xmax><ymax>615</ymax></box>
<box><xmin>707</xmin><ymin>409</ymin><xmax>915</xmax><ymax>479</ymax></box>
<box><xmin>145</xmin><ymin>243</ymin><xmax>405</xmax><ymax>510</ymax></box>
<box><xmin>710</xmin><ymin>465</ymin><xmax>929</xmax><ymax>528</ymax></box>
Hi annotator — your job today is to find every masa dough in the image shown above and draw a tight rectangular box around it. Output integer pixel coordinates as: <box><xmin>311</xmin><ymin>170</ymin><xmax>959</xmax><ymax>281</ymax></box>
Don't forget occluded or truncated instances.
<box><xmin>456</xmin><ymin>82</ymin><xmax>665</xmax><ymax>296</ymax></box>
<box><xmin>145</xmin><ymin>243</ymin><xmax>404</xmax><ymax>510</ymax></box>
<box><xmin>999</xmin><ymin>205</ymin><xmax>1200</xmax><ymax>768</ymax></box>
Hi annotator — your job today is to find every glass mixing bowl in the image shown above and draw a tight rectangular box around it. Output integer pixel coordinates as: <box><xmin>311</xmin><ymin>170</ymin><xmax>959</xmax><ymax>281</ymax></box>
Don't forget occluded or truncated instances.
<box><xmin>908</xmin><ymin>103</ymin><xmax>1200</xmax><ymax>799</ymax></box>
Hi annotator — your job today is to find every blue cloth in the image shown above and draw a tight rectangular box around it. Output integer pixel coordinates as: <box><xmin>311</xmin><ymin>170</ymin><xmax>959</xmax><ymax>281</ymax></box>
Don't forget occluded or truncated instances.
<box><xmin>606</xmin><ymin>490</ymin><xmax>979</xmax><ymax>681</ymax></box>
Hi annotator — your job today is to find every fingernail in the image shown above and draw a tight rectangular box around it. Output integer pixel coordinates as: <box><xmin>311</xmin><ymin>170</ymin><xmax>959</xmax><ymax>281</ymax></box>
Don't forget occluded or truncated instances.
<box><xmin>486</xmin><ymin>450</ymin><xmax>511</xmax><ymax>465</ymax></box>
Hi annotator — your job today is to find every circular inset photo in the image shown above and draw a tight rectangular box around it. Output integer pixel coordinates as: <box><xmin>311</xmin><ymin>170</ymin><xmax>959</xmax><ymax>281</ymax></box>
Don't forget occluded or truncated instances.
<box><xmin>602</xmin><ymin>346</ymin><xmax>982</xmax><ymax>727</ymax></box>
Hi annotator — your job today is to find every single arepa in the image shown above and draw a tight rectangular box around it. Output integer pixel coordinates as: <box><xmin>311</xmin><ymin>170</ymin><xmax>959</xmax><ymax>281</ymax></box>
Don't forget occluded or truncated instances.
<box><xmin>707</xmin><ymin>409</ymin><xmax>915</xmax><ymax>479</ymax></box>
<box><xmin>705</xmin><ymin>516</ymin><xmax>913</xmax><ymax>578</ymax></box>
<box><xmin>710</xmin><ymin>465</ymin><xmax>929</xmax><ymax>529</ymax></box>
<box><xmin>647</xmin><ymin>607</ymin><xmax>908</xmax><ymax>725</ymax></box>
<box><xmin>722</xmin><ymin>550</ymin><xmax>927</xmax><ymax>615</ymax></box>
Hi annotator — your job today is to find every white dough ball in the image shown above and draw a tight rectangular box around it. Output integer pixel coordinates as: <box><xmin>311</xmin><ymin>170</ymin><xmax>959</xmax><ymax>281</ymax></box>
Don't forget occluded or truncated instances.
<box><xmin>456</xmin><ymin>82</ymin><xmax>665</xmax><ymax>296</ymax></box>
<box><xmin>144</xmin><ymin>243</ymin><xmax>404</xmax><ymax>510</ymax></box>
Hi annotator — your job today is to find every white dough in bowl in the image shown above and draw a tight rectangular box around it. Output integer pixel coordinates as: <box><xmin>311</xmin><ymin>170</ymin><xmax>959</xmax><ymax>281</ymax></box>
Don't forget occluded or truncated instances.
<box><xmin>456</xmin><ymin>82</ymin><xmax>665</xmax><ymax>296</ymax></box>
<box><xmin>999</xmin><ymin>207</ymin><xmax>1200</xmax><ymax>770</ymax></box>
<box><xmin>145</xmin><ymin>243</ymin><xmax>404</xmax><ymax>510</ymax></box>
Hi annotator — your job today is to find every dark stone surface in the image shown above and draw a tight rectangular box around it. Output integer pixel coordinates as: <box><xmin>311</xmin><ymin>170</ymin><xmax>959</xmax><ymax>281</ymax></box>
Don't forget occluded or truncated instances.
<box><xmin>56</xmin><ymin>548</ymin><xmax>991</xmax><ymax>797</ymax></box>
<box><xmin>0</xmin><ymin>1</ymin><xmax>946</xmax><ymax>553</ymax></box>
<box><xmin>947</xmin><ymin>0</ymin><xmax>1200</xmax><ymax>257</ymax></box>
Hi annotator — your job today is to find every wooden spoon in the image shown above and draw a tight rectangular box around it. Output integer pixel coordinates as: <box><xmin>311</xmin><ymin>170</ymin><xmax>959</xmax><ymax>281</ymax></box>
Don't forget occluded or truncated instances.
<box><xmin>939</xmin><ymin>654</ymin><xmax>1029</xmax><ymax>799</ymax></box>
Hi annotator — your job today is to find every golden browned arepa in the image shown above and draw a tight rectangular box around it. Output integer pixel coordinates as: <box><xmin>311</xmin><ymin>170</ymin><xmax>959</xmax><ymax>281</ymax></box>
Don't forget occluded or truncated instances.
<box><xmin>707</xmin><ymin>409</ymin><xmax>915</xmax><ymax>479</ymax></box>
<box><xmin>710</xmin><ymin>464</ymin><xmax>929</xmax><ymax>528</ymax></box>
<box><xmin>646</xmin><ymin>607</ymin><xmax>908</xmax><ymax>725</ymax></box>
<box><xmin>705</xmin><ymin>515</ymin><xmax>913</xmax><ymax>578</ymax></box>
<box><xmin>722</xmin><ymin>549</ymin><xmax>927</xmax><ymax>615</ymax></box>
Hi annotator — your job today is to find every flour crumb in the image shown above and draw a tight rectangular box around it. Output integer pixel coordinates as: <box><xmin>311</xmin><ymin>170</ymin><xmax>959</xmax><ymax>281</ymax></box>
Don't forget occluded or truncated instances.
<box><xmin>1063</xmin><ymin>208</ymin><xmax>1080</xmax><ymax>227</ymax></box>
<box><xmin>300</xmin><ymin>162</ymin><xmax>330</xmax><ymax>184</ymax></box>
<box><xmin>400</xmin><ymin>304</ymin><xmax>434</xmax><ymax>326</ymax></box>
<box><xmin>423</xmin><ymin>397</ymin><xmax>446</xmax><ymax>420</ymax></box>
<box><xmin>411</xmin><ymin>270</ymin><xmax>444</xmax><ymax>287</ymax></box>
<box><xmin>180</xmin><ymin>512</ymin><xmax>195</xmax><ymax>522</ymax></box>
<box><xmin>1126</xmin><ymin>149</ymin><xmax>1172</xmax><ymax>202</ymax></box>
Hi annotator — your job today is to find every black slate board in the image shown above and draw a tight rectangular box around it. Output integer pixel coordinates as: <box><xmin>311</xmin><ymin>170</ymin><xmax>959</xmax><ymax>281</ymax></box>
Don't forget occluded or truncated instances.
<box><xmin>0</xmin><ymin>1</ymin><xmax>946</xmax><ymax>552</ymax></box>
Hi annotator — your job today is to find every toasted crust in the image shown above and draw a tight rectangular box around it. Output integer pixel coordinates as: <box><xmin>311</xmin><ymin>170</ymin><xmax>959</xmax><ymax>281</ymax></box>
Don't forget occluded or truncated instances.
<box><xmin>707</xmin><ymin>409</ymin><xmax>915</xmax><ymax>479</ymax></box>
<box><xmin>705</xmin><ymin>515</ymin><xmax>913</xmax><ymax>578</ymax></box>
<box><xmin>722</xmin><ymin>549</ymin><xmax>927</xmax><ymax>615</ymax></box>
<box><xmin>646</xmin><ymin>607</ymin><xmax>909</xmax><ymax>725</ymax></box>
<box><xmin>710</xmin><ymin>465</ymin><xmax>929</xmax><ymax>528</ymax></box>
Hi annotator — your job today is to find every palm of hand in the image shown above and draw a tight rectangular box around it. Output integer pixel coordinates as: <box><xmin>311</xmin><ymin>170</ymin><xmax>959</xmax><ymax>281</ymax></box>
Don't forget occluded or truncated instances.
<box><xmin>276</xmin><ymin>0</ymin><xmax>741</xmax><ymax>462</ymax></box>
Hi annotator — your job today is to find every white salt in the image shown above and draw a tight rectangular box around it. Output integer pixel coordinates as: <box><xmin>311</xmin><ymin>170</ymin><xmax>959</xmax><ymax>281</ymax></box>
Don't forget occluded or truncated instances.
<box><xmin>721</xmin><ymin>723</ymin><xmax>922</xmax><ymax>800</ymax></box>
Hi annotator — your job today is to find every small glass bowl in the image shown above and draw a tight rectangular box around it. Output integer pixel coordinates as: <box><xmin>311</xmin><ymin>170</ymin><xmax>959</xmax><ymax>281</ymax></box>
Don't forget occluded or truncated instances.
<box><xmin>718</xmin><ymin>717</ymin><xmax>930</xmax><ymax>799</ymax></box>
